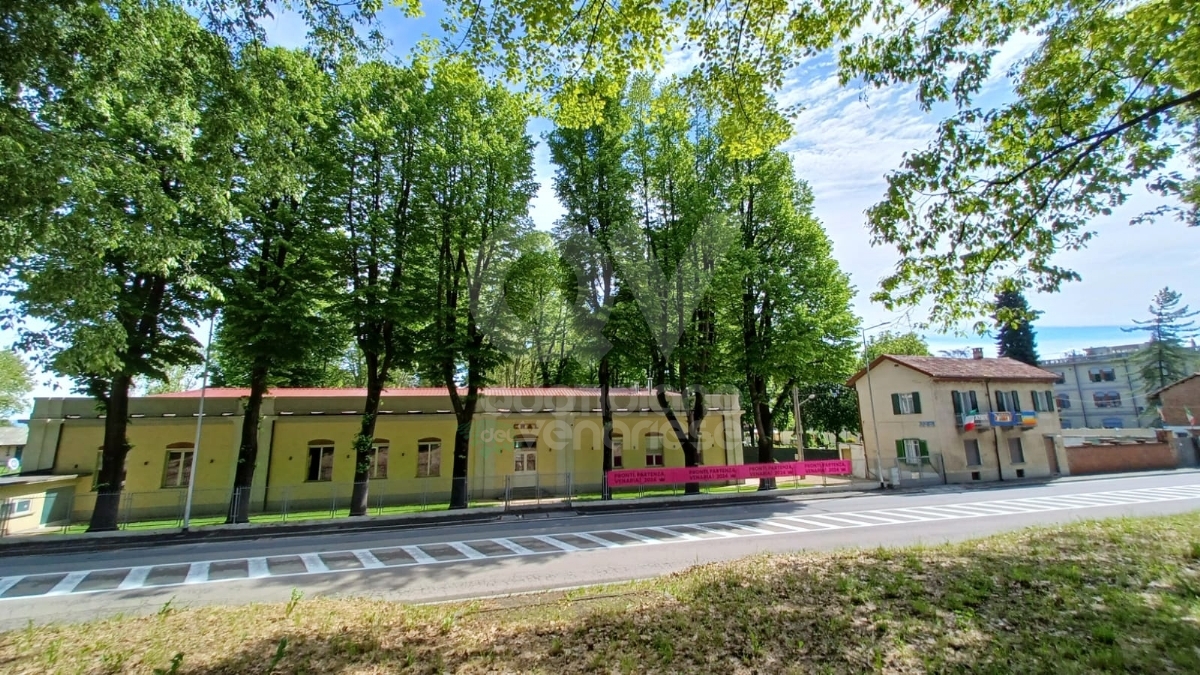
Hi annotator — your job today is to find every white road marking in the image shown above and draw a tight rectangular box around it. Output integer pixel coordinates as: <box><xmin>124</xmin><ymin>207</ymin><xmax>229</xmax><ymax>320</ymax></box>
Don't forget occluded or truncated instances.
<box><xmin>247</xmin><ymin>558</ymin><xmax>270</xmax><ymax>578</ymax></box>
<box><xmin>184</xmin><ymin>562</ymin><xmax>210</xmax><ymax>585</ymax></box>
<box><xmin>401</xmin><ymin>545</ymin><xmax>437</xmax><ymax>564</ymax></box>
<box><xmin>45</xmin><ymin>571</ymin><xmax>89</xmax><ymax>596</ymax></box>
<box><xmin>448</xmin><ymin>542</ymin><xmax>487</xmax><ymax>560</ymax></box>
<box><xmin>533</xmin><ymin>535</ymin><xmax>579</xmax><ymax>552</ymax></box>
<box><xmin>299</xmin><ymin>553</ymin><xmax>329</xmax><ymax>573</ymax></box>
<box><xmin>5</xmin><ymin>482</ymin><xmax>1199</xmax><ymax>601</ymax></box>
<box><xmin>353</xmin><ymin>550</ymin><xmax>385</xmax><ymax>569</ymax></box>
<box><xmin>612</xmin><ymin>528</ymin><xmax>658</xmax><ymax>543</ymax></box>
<box><xmin>493</xmin><ymin>538</ymin><xmax>535</xmax><ymax>555</ymax></box>
<box><xmin>118</xmin><ymin>566</ymin><xmax>152</xmax><ymax>590</ymax></box>
<box><xmin>573</xmin><ymin>532</ymin><xmax>621</xmax><ymax>548</ymax></box>
<box><xmin>0</xmin><ymin>577</ymin><xmax>23</xmax><ymax>597</ymax></box>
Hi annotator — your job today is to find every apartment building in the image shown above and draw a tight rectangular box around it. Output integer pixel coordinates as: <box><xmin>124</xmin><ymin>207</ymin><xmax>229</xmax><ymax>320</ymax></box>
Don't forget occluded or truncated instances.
<box><xmin>1042</xmin><ymin>342</ymin><xmax>1200</xmax><ymax>429</ymax></box>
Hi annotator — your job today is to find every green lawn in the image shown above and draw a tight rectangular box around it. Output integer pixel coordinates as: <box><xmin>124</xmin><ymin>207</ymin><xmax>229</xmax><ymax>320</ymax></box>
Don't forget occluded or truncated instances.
<box><xmin>58</xmin><ymin>500</ymin><xmax>503</xmax><ymax>534</ymax></box>
<box><xmin>6</xmin><ymin>511</ymin><xmax>1200</xmax><ymax>673</ymax></box>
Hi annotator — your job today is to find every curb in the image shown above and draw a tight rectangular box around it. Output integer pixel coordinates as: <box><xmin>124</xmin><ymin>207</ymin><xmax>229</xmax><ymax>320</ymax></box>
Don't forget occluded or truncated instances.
<box><xmin>0</xmin><ymin>484</ymin><xmax>876</xmax><ymax>557</ymax></box>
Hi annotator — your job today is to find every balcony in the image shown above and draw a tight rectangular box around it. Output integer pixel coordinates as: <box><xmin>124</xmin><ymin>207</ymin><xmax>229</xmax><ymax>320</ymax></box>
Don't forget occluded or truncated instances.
<box><xmin>957</xmin><ymin>414</ymin><xmax>989</xmax><ymax>431</ymax></box>
<box><xmin>989</xmin><ymin>411</ymin><xmax>1038</xmax><ymax>428</ymax></box>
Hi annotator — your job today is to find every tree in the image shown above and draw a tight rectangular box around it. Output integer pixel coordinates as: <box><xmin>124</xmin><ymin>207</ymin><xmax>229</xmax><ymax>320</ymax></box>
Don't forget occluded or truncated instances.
<box><xmin>1125</xmin><ymin>287</ymin><xmax>1200</xmax><ymax>394</ymax></box>
<box><xmin>211</xmin><ymin>46</ymin><xmax>341</xmax><ymax>522</ymax></box>
<box><xmin>855</xmin><ymin>0</ymin><xmax>1200</xmax><ymax>329</ymax></box>
<box><xmin>863</xmin><ymin>331</ymin><xmax>930</xmax><ymax>364</ymax></box>
<box><xmin>795</xmin><ymin>383</ymin><xmax>860</xmax><ymax>444</ymax></box>
<box><xmin>8</xmin><ymin>2</ymin><xmax>231</xmax><ymax>531</ymax></box>
<box><xmin>423</xmin><ymin>61</ymin><xmax>537</xmax><ymax>509</ymax></box>
<box><xmin>723</xmin><ymin>150</ymin><xmax>857</xmax><ymax>487</ymax></box>
<box><xmin>321</xmin><ymin>59</ymin><xmax>433</xmax><ymax>517</ymax></box>
<box><xmin>0</xmin><ymin>351</ymin><xmax>34</xmax><ymax>423</ymax></box>
<box><xmin>495</xmin><ymin>232</ymin><xmax>580</xmax><ymax>387</ymax></box>
<box><xmin>549</xmin><ymin>75</ymin><xmax>637</xmax><ymax>497</ymax></box>
<box><xmin>994</xmin><ymin>289</ymin><xmax>1040</xmax><ymax>366</ymax></box>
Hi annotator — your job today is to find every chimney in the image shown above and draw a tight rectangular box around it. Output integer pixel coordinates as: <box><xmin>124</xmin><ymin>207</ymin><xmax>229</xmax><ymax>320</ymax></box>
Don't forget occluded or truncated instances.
<box><xmin>972</xmin><ymin>348</ymin><xmax>984</xmax><ymax>360</ymax></box>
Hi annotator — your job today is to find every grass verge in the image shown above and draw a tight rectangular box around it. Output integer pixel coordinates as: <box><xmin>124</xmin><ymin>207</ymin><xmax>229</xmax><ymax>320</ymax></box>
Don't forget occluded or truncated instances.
<box><xmin>5</xmin><ymin>512</ymin><xmax>1200</xmax><ymax>673</ymax></box>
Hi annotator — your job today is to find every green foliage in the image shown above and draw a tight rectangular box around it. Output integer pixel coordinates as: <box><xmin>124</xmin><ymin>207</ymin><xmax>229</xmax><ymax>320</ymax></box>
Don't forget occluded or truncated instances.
<box><xmin>0</xmin><ymin>350</ymin><xmax>34</xmax><ymax>421</ymax></box>
<box><xmin>863</xmin><ymin>331</ymin><xmax>930</xmax><ymax>364</ymax></box>
<box><xmin>994</xmin><ymin>289</ymin><xmax>1040</xmax><ymax>366</ymax></box>
<box><xmin>854</xmin><ymin>0</ymin><xmax>1200</xmax><ymax>329</ymax></box>
<box><xmin>795</xmin><ymin>384</ymin><xmax>861</xmax><ymax>439</ymax></box>
<box><xmin>1126</xmin><ymin>287</ymin><xmax>1200</xmax><ymax>394</ymax></box>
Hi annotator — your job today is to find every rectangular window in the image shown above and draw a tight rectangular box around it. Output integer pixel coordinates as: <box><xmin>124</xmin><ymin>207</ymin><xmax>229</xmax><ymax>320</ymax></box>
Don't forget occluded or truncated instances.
<box><xmin>162</xmin><ymin>450</ymin><xmax>194</xmax><ymax>488</ymax></box>
<box><xmin>306</xmin><ymin>445</ymin><xmax>334</xmax><ymax>482</ymax></box>
<box><xmin>995</xmin><ymin>390</ymin><xmax>1023</xmax><ymax>412</ymax></box>
<box><xmin>1008</xmin><ymin>437</ymin><xmax>1025</xmax><ymax>464</ymax></box>
<box><xmin>895</xmin><ymin>438</ymin><xmax>928</xmax><ymax>465</ymax></box>
<box><xmin>368</xmin><ymin>444</ymin><xmax>389</xmax><ymax>479</ymax></box>
<box><xmin>1032</xmin><ymin>392</ymin><xmax>1042</xmax><ymax>412</ymax></box>
<box><xmin>12</xmin><ymin>499</ymin><xmax>31</xmax><ymax>515</ymax></box>
<box><xmin>963</xmin><ymin>439</ymin><xmax>982</xmax><ymax>467</ymax></box>
<box><xmin>416</xmin><ymin>440</ymin><xmax>441</xmax><ymax>478</ymax></box>
<box><xmin>514</xmin><ymin>435</ymin><xmax>537</xmax><ymax>473</ymax></box>
<box><xmin>645</xmin><ymin>433</ymin><xmax>664</xmax><ymax>467</ymax></box>
<box><xmin>1055</xmin><ymin>393</ymin><xmax>1071</xmax><ymax>410</ymax></box>
<box><xmin>1093</xmin><ymin>391</ymin><xmax>1123</xmax><ymax>408</ymax></box>
<box><xmin>1044</xmin><ymin>390</ymin><xmax>1055</xmax><ymax>412</ymax></box>
<box><xmin>891</xmin><ymin>392</ymin><xmax>922</xmax><ymax>415</ymax></box>
<box><xmin>1101</xmin><ymin>368</ymin><xmax>1116</xmax><ymax>381</ymax></box>
<box><xmin>611</xmin><ymin>434</ymin><xmax>624</xmax><ymax>469</ymax></box>
<box><xmin>1055</xmin><ymin>372</ymin><xmax>1065</xmax><ymax>384</ymax></box>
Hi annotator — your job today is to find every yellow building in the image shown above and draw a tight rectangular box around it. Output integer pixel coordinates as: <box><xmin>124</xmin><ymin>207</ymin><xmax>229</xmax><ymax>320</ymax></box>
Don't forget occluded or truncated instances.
<box><xmin>20</xmin><ymin>387</ymin><xmax>743</xmax><ymax>523</ymax></box>
<box><xmin>848</xmin><ymin>354</ymin><xmax>1064</xmax><ymax>485</ymax></box>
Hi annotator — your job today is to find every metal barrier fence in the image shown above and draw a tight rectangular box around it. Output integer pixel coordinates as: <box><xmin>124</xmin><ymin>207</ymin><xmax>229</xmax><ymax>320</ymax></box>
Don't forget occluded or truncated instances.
<box><xmin>0</xmin><ymin>459</ymin><xmax>880</xmax><ymax>537</ymax></box>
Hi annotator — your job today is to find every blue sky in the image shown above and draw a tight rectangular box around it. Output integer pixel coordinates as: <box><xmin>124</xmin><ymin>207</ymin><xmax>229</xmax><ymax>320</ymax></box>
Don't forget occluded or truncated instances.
<box><xmin>8</xmin><ymin>6</ymin><xmax>1200</xmax><ymax>404</ymax></box>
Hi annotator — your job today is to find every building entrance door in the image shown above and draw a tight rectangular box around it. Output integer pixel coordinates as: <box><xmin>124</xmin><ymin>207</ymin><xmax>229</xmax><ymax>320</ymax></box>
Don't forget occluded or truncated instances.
<box><xmin>1043</xmin><ymin>436</ymin><xmax>1060</xmax><ymax>475</ymax></box>
<box><xmin>511</xmin><ymin>435</ymin><xmax>538</xmax><ymax>490</ymax></box>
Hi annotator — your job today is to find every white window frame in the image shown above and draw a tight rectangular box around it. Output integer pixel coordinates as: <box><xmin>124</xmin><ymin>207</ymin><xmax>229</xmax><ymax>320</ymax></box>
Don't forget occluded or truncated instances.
<box><xmin>368</xmin><ymin>443</ymin><xmax>389</xmax><ymax>480</ymax></box>
<box><xmin>514</xmin><ymin>435</ymin><xmax>538</xmax><ymax>473</ymax></box>
<box><xmin>902</xmin><ymin>438</ymin><xmax>922</xmax><ymax>464</ymax></box>
<box><xmin>645</xmin><ymin>433</ymin><xmax>665</xmax><ymax>467</ymax></box>
<box><xmin>162</xmin><ymin>449</ymin><xmax>195</xmax><ymax>488</ymax></box>
<box><xmin>611</xmin><ymin>433</ymin><xmax>624</xmax><ymax>469</ymax></box>
<box><xmin>897</xmin><ymin>393</ymin><xmax>916</xmax><ymax>414</ymax></box>
<box><xmin>416</xmin><ymin>439</ymin><xmax>441</xmax><ymax>478</ymax></box>
<box><xmin>306</xmin><ymin>445</ymin><xmax>335</xmax><ymax>482</ymax></box>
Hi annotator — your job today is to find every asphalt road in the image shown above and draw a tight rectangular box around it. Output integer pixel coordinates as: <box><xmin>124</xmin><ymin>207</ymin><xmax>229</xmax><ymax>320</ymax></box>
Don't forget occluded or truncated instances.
<box><xmin>2</xmin><ymin>471</ymin><xmax>1199</xmax><ymax>629</ymax></box>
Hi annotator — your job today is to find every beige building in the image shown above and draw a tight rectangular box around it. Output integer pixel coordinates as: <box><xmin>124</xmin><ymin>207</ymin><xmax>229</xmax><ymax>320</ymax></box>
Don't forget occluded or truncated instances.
<box><xmin>848</xmin><ymin>354</ymin><xmax>1064</xmax><ymax>484</ymax></box>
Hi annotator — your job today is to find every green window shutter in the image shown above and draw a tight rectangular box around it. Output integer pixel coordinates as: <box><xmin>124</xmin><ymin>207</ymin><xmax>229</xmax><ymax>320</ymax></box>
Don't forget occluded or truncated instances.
<box><xmin>919</xmin><ymin>440</ymin><xmax>929</xmax><ymax>458</ymax></box>
<box><xmin>911</xmin><ymin>392</ymin><xmax>922</xmax><ymax>414</ymax></box>
<box><xmin>1011</xmin><ymin>390</ymin><xmax>1020</xmax><ymax>411</ymax></box>
<box><xmin>895</xmin><ymin>439</ymin><xmax>905</xmax><ymax>458</ymax></box>
<box><xmin>951</xmin><ymin>390</ymin><xmax>962</xmax><ymax>415</ymax></box>
<box><xmin>1046</xmin><ymin>390</ymin><xmax>1055</xmax><ymax>411</ymax></box>
<box><xmin>968</xmin><ymin>391</ymin><xmax>979</xmax><ymax>413</ymax></box>
<box><xmin>891</xmin><ymin>393</ymin><xmax>901</xmax><ymax>415</ymax></box>
<box><xmin>995</xmin><ymin>390</ymin><xmax>1005</xmax><ymax>412</ymax></box>
<box><xmin>1031</xmin><ymin>393</ymin><xmax>1041</xmax><ymax>412</ymax></box>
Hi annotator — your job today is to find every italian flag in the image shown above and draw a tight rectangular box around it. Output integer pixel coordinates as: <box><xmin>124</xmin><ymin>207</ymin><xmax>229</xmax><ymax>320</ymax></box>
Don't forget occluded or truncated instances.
<box><xmin>963</xmin><ymin>416</ymin><xmax>976</xmax><ymax>432</ymax></box>
<box><xmin>1188</xmin><ymin>407</ymin><xmax>1197</xmax><ymax>426</ymax></box>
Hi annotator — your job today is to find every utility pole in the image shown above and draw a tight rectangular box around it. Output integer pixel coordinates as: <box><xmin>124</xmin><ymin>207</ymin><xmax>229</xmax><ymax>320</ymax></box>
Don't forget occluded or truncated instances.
<box><xmin>182</xmin><ymin>314</ymin><xmax>215</xmax><ymax>532</ymax></box>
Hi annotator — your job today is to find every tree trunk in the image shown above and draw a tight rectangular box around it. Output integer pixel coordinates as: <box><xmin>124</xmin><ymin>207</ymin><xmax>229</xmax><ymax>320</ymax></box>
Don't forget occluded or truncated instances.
<box><xmin>226</xmin><ymin>362</ymin><xmax>268</xmax><ymax>523</ymax></box>
<box><xmin>654</xmin><ymin>384</ymin><xmax>701</xmax><ymax>495</ymax></box>
<box><xmin>599</xmin><ymin>354</ymin><xmax>613</xmax><ymax>500</ymax></box>
<box><xmin>448</xmin><ymin>394</ymin><xmax>477</xmax><ymax>509</ymax></box>
<box><xmin>88</xmin><ymin>373</ymin><xmax>133</xmax><ymax>532</ymax></box>
<box><xmin>349</xmin><ymin>367</ymin><xmax>383</xmax><ymax>516</ymax></box>
<box><xmin>752</xmin><ymin>377</ymin><xmax>776</xmax><ymax>490</ymax></box>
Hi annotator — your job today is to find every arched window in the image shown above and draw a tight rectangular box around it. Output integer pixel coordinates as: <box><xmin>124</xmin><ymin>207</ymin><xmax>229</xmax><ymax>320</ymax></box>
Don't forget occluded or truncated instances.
<box><xmin>369</xmin><ymin>439</ymin><xmax>389</xmax><ymax>480</ymax></box>
<box><xmin>162</xmin><ymin>442</ymin><xmax>195</xmax><ymax>488</ymax></box>
<box><xmin>416</xmin><ymin>438</ymin><xmax>441</xmax><ymax>478</ymax></box>
<box><xmin>644</xmin><ymin>432</ymin><xmax>664</xmax><ymax>467</ymax></box>
<box><xmin>611</xmin><ymin>432</ymin><xmax>624</xmax><ymax>469</ymax></box>
<box><xmin>306</xmin><ymin>440</ymin><xmax>335</xmax><ymax>482</ymax></box>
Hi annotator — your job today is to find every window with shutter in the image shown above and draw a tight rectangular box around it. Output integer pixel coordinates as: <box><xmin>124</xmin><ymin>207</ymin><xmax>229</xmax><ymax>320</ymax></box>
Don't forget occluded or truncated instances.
<box><xmin>1010</xmin><ymin>391</ymin><xmax>1020</xmax><ymax>411</ymax></box>
<box><xmin>1032</xmin><ymin>393</ymin><xmax>1042</xmax><ymax>412</ymax></box>
<box><xmin>891</xmin><ymin>393</ymin><xmax>901</xmax><ymax>415</ymax></box>
<box><xmin>968</xmin><ymin>390</ymin><xmax>979</xmax><ymax>413</ymax></box>
<box><xmin>951</xmin><ymin>390</ymin><xmax>962</xmax><ymax>416</ymax></box>
<box><xmin>911</xmin><ymin>392</ymin><xmax>922</xmax><ymax>414</ymax></box>
<box><xmin>995</xmin><ymin>391</ymin><xmax>1006</xmax><ymax>412</ymax></box>
<box><xmin>1044</xmin><ymin>390</ymin><xmax>1055</xmax><ymax>411</ymax></box>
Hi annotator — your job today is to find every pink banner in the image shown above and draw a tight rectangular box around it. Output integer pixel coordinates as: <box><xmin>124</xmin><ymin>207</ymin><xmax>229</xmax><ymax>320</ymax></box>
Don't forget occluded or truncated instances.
<box><xmin>606</xmin><ymin>460</ymin><xmax>852</xmax><ymax>487</ymax></box>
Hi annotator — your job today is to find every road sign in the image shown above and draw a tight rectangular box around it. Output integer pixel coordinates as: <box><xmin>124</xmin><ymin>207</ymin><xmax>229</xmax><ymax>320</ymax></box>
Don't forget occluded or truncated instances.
<box><xmin>5</xmin><ymin>457</ymin><xmax>19</xmax><ymax>471</ymax></box>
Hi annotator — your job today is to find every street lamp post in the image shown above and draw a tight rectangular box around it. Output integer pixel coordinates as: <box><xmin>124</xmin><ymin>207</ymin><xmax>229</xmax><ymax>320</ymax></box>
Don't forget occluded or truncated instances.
<box><xmin>791</xmin><ymin>388</ymin><xmax>816</xmax><ymax>460</ymax></box>
<box><xmin>182</xmin><ymin>314</ymin><xmax>215</xmax><ymax>532</ymax></box>
<box><xmin>862</xmin><ymin>321</ymin><xmax>890</xmax><ymax>489</ymax></box>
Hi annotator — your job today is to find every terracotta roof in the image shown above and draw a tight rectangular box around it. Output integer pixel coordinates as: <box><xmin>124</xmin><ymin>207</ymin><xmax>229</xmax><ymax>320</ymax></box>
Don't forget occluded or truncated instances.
<box><xmin>847</xmin><ymin>355</ymin><xmax>1060</xmax><ymax>386</ymax></box>
<box><xmin>149</xmin><ymin>387</ymin><xmax>661</xmax><ymax>399</ymax></box>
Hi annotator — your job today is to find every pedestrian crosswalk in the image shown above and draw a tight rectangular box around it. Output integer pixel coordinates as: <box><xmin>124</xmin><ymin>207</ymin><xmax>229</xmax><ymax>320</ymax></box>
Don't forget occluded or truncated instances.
<box><xmin>3</xmin><ymin>483</ymin><xmax>1199</xmax><ymax>601</ymax></box>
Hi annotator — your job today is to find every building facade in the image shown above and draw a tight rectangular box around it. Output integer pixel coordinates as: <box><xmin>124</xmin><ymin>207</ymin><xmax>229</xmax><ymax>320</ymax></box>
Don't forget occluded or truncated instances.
<box><xmin>849</xmin><ymin>354</ymin><xmax>1063</xmax><ymax>484</ymax></box>
<box><xmin>19</xmin><ymin>387</ymin><xmax>743</xmax><ymax>521</ymax></box>
<box><xmin>1042</xmin><ymin>342</ymin><xmax>1200</xmax><ymax>429</ymax></box>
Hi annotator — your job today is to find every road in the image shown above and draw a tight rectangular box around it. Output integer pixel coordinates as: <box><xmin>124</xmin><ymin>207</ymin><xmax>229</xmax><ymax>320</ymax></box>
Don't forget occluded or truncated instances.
<box><xmin>2</xmin><ymin>471</ymin><xmax>1199</xmax><ymax>629</ymax></box>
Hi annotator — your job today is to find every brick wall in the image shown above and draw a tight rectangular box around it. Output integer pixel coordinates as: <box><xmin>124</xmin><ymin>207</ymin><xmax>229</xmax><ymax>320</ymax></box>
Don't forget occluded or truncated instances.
<box><xmin>1160</xmin><ymin>375</ymin><xmax>1200</xmax><ymax>426</ymax></box>
<box><xmin>1064</xmin><ymin>442</ymin><xmax>1177</xmax><ymax>475</ymax></box>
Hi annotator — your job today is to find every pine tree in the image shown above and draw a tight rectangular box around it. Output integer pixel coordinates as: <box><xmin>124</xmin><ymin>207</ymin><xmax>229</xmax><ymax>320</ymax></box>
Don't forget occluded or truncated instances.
<box><xmin>1125</xmin><ymin>287</ymin><xmax>1200</xmax><ymax>393</ymax></box>
<box><xmin>994</xmin><ymin>290</ymin><xmax>1040</xmax><ymax>366</ymax></box>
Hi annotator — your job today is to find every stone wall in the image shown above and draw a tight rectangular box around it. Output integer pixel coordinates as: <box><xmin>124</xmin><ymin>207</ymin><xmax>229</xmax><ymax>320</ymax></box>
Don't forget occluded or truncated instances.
<box><xmin>1064</xmin><ymin>442</ymin><xmax>1177</xmax><ymax>475</ymax></box>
